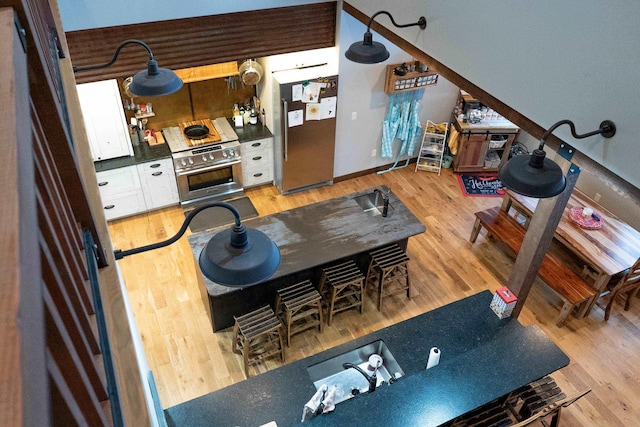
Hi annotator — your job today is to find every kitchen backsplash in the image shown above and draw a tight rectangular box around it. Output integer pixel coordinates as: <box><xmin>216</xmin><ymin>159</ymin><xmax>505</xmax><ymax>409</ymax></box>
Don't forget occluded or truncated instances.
<box><xmin>118</xmin><ymin>76</ymin><xmax>256</xmax><ymax>130</ymax></box>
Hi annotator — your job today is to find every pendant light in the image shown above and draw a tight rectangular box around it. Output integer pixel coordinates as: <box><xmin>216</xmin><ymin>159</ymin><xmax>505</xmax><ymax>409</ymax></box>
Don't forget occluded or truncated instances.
<box><xmin>114</xmin><ymin>202</ymin><xmax>280</xmax><ymax>288</ymax></box>
<box><xmin>73</xmin><ymin>39</ymin><xmax>183</xmax><ymax>97</ymax></box>
<box><xmin>345</xmin><ymin>11</ymin><xmax>427</xmax><ymax>64</ymax></box>
<box><xmin>498</xmin><ymin>119</ymin><xmax>616</xmax><ymax>198</ymax></box>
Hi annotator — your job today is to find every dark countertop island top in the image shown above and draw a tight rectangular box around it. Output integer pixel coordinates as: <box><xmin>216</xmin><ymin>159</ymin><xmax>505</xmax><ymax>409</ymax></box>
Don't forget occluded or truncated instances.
<box><xmin>188</xmin><ymin>186</ymin><xmax>426</xmax><ymax>298</ymax></box>
<box><xmin>164</xmin><ymin>291</ymin><xmax>570</xmax><ymax>427</ymax></box>
<box><xmin>94</xmin><ymin>142</ymin><xmax>172</xmax><ymax>172</ymax></box>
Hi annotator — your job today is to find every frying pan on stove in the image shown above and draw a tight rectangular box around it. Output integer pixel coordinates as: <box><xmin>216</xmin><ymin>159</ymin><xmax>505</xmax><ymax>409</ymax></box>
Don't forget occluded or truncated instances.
<box><xmin>184</xmin><ymin>124</ymin><xmax>211</xmax><ymax>140</ymax></box>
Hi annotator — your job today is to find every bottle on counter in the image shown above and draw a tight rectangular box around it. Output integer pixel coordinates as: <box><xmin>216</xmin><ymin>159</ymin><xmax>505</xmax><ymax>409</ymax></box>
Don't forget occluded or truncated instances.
<box><xmin>233</xmin><ymin>103</ymin><xmax>243</xmax><ymax>128</ymax></box>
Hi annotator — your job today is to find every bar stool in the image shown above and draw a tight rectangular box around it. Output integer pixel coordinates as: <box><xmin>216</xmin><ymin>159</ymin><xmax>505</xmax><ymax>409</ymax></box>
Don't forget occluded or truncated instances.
<box><xmin>366</xmin><ymin>244</ymin><xmax>411</xmax><ymax>311</ymax></box>
<box><xmin>318</xmin><ymin>260</ymin><xmax>365</xmax><ymax>326</ymax></box>
<box><xmin>275</xmin><ymin>279</ymin><xmax>323</xmax><ymax>346</ymax></box>
<box><xmin>232</xmin><ymin>305</ymin><xmax>285</xmax><ymax>378</ymax></box>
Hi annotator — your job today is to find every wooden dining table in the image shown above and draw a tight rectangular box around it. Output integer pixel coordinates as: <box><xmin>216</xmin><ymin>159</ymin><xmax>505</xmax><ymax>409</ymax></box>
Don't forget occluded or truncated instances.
<box><xmin>501</xmin><ymin>188</ymin><xmax>640</xmax><ymax>317</ymax></box>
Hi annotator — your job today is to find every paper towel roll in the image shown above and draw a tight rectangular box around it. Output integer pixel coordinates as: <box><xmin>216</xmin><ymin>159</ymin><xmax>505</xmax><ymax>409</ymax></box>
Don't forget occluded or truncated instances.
<box><xmin>426</xmin><ymin>347</ymin><xmax>440</xmax><ymax>369</ymax></box>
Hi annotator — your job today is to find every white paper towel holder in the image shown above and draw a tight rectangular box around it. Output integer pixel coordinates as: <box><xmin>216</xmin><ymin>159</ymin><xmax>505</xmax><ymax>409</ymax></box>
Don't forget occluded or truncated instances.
<box><xmin>426</xmin><ymin>346</ymin><xmax>440</xmax><ymax>369</ymax></box>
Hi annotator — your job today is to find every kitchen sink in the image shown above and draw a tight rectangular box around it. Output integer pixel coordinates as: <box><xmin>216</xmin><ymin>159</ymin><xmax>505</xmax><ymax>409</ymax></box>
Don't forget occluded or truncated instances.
<box><xmin>353</xmin><ymin>191</ymin><xmax>393</xmax><ymax>216</ymax></box>
<box><xmin>306</xmin><ymin>340</ymin><xmax>404</xmax><ymax>405</ymax></box>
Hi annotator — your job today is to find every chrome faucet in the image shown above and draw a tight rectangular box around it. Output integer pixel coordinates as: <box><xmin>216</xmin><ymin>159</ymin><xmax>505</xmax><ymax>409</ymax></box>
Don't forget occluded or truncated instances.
<box><xmin>342</xmin><ymin>363</ymin><xmax>378</xmax><ymax>393</ymax></box>
<box><xmin>373</xmin><ymin>188</ymin><xmax>390</xmax><ymax>217</ymax></box>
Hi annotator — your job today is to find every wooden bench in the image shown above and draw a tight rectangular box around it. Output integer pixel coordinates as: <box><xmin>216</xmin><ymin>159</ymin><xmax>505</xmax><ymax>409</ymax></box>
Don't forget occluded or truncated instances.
<box><xmin>470</xmin><ymin>207</ymin><xmax>597</xmax><ymax>327</ymax></box>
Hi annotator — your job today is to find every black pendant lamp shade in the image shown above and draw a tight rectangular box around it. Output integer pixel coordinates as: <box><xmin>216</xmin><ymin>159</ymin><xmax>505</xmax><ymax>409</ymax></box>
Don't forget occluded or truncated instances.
<box><xmin>498</xmin><ymin>119</ymin><xmax>616</xmax><ymax>198</ymax></box>
<box><xmin>345</xmin><ymin>11</ymin><xmax>427</xmax><ymax>64</ymax></box>
<box><xmin>498</xmin><ymin>148</ymin><xmax>566</xmax><ymax>198</ymax></box>
<box><xmin>73</xmin><ymin>39</ymin><xmax>183</xmax><ymax>97</ymax></box>
<box><xmin>199</xmin><ymin>223</ymin><xmax>281</xmax><ymax>287</ymax></box>
<box><xmin>114</xmin><ymin>202</ymin><xmax>280</xmax><ymax>288</ymax></box>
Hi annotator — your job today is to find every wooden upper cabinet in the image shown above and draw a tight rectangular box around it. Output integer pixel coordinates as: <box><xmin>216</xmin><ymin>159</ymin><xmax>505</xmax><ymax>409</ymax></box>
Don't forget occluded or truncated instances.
<box><xmin>174</xmin><ymin>62</ymin><xmax>239</xmax><ymax>84</ymax></box>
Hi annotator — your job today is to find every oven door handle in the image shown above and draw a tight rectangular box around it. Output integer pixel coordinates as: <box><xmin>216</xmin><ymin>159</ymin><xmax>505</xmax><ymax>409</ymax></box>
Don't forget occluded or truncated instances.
<box><xmin>282</xmin><ymin>98</ymin><xmax>289</xmax><ymax>162</ymax></box>
<box><xmin>174</xmin><ymin>159</ymin><xmax>241</xmax><ymax>177</ymax></box>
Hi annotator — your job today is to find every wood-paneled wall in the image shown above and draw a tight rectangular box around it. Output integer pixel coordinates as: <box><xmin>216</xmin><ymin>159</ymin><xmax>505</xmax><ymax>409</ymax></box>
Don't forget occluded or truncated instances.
<box><xmin>68</xmin><ymin>2</ymin><xmax>337</xmax><ymax>84</ymax></box>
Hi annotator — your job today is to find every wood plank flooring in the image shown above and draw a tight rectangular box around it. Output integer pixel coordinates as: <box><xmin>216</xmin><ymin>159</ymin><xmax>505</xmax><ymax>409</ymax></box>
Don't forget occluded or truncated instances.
<box><xmin>108</xmin><ymin>166</ymin><xmax>640</xmax><ymax>425</ymax></box>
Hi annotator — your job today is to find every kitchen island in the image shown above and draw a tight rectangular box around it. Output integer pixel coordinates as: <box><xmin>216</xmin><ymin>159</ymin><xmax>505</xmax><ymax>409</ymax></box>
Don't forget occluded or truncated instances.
<box><xmin>164</xmin><ymin>290</ymin><xmax>570</xmax><ymax>426</ymax></box>
<box><xmin>188</xmin><ymin>186</ymin><xmax>426</xmax><ymax>331</ymax></box>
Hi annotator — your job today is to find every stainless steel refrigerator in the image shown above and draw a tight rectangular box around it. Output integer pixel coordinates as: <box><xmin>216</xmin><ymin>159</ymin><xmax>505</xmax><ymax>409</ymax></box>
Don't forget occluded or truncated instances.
<box><xmin>272</xmin><ymin>74</ymin><xmax>338</xmax><ymax>194</ymax></box>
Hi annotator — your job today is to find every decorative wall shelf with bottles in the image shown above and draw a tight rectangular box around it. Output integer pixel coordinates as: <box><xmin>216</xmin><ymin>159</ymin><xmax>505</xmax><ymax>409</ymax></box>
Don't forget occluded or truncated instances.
<box><xmin>384</xmin><ymin>61</ymin><xmax>439</xmax><ymax>94</ymax></box>
<box><xmin>415</xmin><ymin>121</ymin><xmax>449</xmax><ymax>175</ymax></box>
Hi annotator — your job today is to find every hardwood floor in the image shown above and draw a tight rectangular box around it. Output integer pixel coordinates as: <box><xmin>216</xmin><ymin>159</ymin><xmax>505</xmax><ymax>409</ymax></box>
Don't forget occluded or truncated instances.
<box><xmin>108</xmin><ymin>166</ymin><xmax>640</xmax><ymax>426</ymax></box>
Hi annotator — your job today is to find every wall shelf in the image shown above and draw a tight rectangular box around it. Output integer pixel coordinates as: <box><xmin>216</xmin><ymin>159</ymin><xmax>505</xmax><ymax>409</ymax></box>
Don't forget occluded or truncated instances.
<box><xmin>384</xmin><ymin>61</ymin><xmax>439</xmax><ymax>94</ymax></box>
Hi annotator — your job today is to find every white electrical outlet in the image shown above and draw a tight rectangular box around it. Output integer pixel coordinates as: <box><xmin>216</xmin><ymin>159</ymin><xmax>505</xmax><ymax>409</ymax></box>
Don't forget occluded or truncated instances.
<box><xmin>371</xmin><ymin>149</ymin><xmax>377</xmax><ymax>157</ymax></box>
<box><xmin>594</xmin><ymin>192</ymin><xmax>602</xmax><ymax>202</ymax></box>
<box><xmin>352</xmin><ymin>112</ymin><xmax>357</xmax><ymax>120</ymax></box>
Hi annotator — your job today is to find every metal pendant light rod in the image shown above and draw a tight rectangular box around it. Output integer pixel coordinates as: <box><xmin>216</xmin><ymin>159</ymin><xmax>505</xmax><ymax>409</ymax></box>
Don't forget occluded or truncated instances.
<box><xmin>366</xmin><ymin>11</ymin><xmax>427</xmax><ymax>32</ymax></box>
<box><xmin>73</xmin><ymin>39</ymin><xmax>154</xmax><ymax>73</ymax></box>
<box><xmin>538</xmin><ymin>119</ymin><xmax>616</xmax><ymax>149</ymax></box>
<box><xmin>113</xmin><ymin>202</ymin><xmax>241</xmax><ymax>260</ymax></box>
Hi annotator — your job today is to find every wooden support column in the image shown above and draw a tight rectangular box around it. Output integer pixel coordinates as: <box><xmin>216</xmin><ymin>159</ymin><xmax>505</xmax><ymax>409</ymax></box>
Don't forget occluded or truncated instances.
<box><xmin>509</xmin><ymin>164</ymin><xmax>580</xmax><ymax>318</ymax></box>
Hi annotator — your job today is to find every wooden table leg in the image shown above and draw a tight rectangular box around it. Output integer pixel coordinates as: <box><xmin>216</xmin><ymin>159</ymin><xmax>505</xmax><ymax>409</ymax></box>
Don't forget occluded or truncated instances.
<box><xmin>579</xmin><ymin>271</ymin><xmax>611</xmax><ymax>318</ymax></box>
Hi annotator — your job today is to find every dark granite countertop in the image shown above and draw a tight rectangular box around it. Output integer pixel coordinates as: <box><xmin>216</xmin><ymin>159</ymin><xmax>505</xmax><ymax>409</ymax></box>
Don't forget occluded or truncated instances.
<box><xmin>164</xmin><ymin>291</ymin><xmax>570</xmax><ymax>427</ymax></box>
<box><xmin>187</xmin><ymin>186</ymin><xmax>426</xmax><ymax>297</ymax></box>
<box><xmin>227</xmin><ymin>118</ymin><xmax>273</xmax><ymax>143</ymax></box>
<box><xmin>93</xmin><ymin>142</ymin><xmax>172</xmax><ymax>172</ymax></box>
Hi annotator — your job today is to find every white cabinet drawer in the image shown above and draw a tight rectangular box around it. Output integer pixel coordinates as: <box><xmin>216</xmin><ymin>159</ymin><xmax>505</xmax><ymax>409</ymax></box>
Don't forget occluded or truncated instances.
<box><xmin>244</xmin><ymin>138</ymin><xmax>273</xmax><ymax>151</ymax></box>
<box><xmin>243</xmin><ymin>168</ymin><xmax>274</xmax><ymax>187</ymax></box>
<box><xmin>101</xmin><ymin>190</ymin><xmax>146</xmax><ymax>221</ymax></box>
<box><xmin>243</xmin><ymin>148</ymin><xmax>273</xmax><ymax>170</ymax></box>
<box><xmin>96</xmin><ymin>166</ymin><xmax>141</xmax><ymax>196</ymax></box>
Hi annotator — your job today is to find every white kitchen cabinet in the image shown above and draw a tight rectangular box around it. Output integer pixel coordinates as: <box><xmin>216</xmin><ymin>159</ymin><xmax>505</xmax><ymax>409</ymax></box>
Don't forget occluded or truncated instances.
<box><xmin>96</xmin><ymin>166</ymin><xmax>146</xmax><ymax>220</ymax></box>
<box><xmin>241</xmin><ymin>137</ymin><xmax>274</xmax><ymax>187</ymax></box>
<box><xmin>96</xmin><ymin>158</ymin><xmax>179</xmax><ymax>221</ymax></box>
<box><xmin>77</xmin><ymin>79</ymin><xmax>133</xmax><ymax>161</ymax></box>
<box><xmin>137</xmin><ymin>158</ymin><xmax>179</xmax><ymax>210</ymax></box>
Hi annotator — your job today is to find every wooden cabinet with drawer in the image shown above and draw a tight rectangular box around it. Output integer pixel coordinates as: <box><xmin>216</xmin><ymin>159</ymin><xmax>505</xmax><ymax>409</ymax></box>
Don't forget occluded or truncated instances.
<box><xmin>451</xmin><ymin>115</ymin><xmax>519</xmax><ymax>173</ymax></box>
<box><xmin>241</xmin><ymin>137</ymin><xmax>274</xmax><ymax>187</ymax></box>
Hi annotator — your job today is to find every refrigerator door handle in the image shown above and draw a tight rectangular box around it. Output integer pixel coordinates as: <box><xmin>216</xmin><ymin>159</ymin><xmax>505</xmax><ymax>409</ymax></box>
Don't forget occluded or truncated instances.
<box><xmin>282</xmin><ymin>98</ymin><xmax>289</xmax><ymax>161</ymax></box>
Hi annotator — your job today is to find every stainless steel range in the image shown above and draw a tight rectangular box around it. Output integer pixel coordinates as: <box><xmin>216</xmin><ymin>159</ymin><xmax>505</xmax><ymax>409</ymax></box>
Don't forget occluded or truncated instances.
<box><xmin>163</xmin><ymin>118</ymin><xmax>243</xmax><ymax>208</ymax></box>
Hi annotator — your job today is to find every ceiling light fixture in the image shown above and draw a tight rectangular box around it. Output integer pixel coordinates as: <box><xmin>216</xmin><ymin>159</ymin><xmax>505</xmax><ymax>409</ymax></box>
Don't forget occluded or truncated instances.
<box><xmin>345</xmin><ymin>11</ymin><xmax>427</xmax><ymax>64</ymax></box>
<box><xmin>114</xmin><ymin>202</ymin><xmax>280</xmax><ymax>287</ymax></box>
<box><xmin>73</xmin><ymin>39</ymin><xmax>183</xmax><ymax>97</ymax></box>
<box><xmin>498</xmin><ymin>119</ymin><xmax>616</xmax><ymax>198</ymax></box>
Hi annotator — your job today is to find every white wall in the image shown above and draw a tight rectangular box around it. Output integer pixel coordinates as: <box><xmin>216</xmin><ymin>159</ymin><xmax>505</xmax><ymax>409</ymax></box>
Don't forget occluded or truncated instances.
<box><xmin>335</xmin><ymin>11</ymin><xmax>458</xmax><ymax>177</ymax></box>
<box><xmin>347</xmin><ymin>0</ymin><xmax>640</xmax><ymax>190</ymax></box>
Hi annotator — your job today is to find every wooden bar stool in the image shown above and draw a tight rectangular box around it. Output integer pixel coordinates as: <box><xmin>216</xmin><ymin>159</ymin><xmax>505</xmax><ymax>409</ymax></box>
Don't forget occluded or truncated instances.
<box><xmin>365</xmin><ymin>244</ymin><xmax>411</xmax><ymax>311</ymax></box>
<box><xmin>318</xmin><ymin>260</ymin><xmax>365</xmax><ymax>326</ymax></box>
<box><xmin>274</xmin><ymin>280</ymin><xmax>323</xmax><ymax>346</ymax></box>
<box><xmin>232</xmin><ymin>305</ymin><xmax>285</xmax><ymax>378</ymax></box>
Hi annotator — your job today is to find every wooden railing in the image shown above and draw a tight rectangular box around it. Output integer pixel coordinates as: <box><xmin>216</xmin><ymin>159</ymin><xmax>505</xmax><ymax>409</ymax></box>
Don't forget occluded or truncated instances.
<box><xmin>1</xmin><ymin>3</ymin><xmax>149</xmax><ymax>425</ymax></box>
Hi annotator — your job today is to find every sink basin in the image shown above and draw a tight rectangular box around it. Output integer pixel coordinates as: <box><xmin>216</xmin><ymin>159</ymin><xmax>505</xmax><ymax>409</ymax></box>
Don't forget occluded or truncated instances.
<box><xmin>353</xmin><ymin>191</ymin><xmax>393</xmax><ymax>216</ymax></box>
<box><xmin>306</xmin><ymin>340</ymin><xmax>404</xmax><ymax>405</ymax></box>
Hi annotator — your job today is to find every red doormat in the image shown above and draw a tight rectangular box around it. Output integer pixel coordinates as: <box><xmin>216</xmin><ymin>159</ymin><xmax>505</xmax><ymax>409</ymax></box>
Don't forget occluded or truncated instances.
<box><xmin>456</xmin><ymin>174</ymin><xmax>505</xmax><ymax>197</ymax></box>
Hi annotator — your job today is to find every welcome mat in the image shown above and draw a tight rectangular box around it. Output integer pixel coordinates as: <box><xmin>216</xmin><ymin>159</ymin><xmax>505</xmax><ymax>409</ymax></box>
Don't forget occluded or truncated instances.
<box><xmin>185</xmin><ymin>197</ymin><xmax>259</xmax><ymax>233</ymax></box>
<box><xmin>456</xmin><ymin>174</ymin><xmax>505</xmax><ymax>197</ymax></box>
